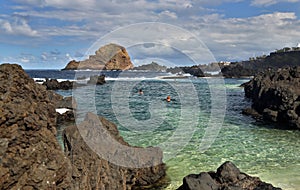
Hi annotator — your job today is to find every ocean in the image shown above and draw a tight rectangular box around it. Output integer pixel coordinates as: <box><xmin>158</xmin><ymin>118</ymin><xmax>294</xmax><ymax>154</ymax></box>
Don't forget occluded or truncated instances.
<box><xmin>26</xmin><ymin>69</ymin><xmax>300</xmax><ymax>190</ymax></box>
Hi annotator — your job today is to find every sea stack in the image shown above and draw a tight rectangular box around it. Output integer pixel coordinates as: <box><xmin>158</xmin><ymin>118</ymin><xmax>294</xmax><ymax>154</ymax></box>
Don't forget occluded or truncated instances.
<box><xmin>63</xmin><ymin>43</ymin><xmax>134</xmax><ymax>70</ymax></box>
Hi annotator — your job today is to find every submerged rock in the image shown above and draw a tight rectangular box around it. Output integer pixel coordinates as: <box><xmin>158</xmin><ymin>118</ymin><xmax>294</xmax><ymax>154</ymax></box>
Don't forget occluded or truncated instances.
<box><xmin>63</xmin><ymin>112</ymin><xmax>167</xmax><ymax>189</ymax></box>
<box><xmin>177</xmin><ymin>161</ymin><xmax>281</xmax><ymax>190</ymax></box>
<box><xmin>0</xmin><ymin>64</ymin><xmax>72</xmax><ymax>189</ymax></box>
<box><xmin>243</xmin><ymin>66</ymin><xmax>300</xmax><ymax>129</ymax></box>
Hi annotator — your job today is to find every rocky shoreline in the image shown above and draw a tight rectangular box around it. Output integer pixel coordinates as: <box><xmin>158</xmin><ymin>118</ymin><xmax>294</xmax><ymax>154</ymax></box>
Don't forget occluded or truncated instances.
<box><xmin>0</xmin><ymin>64</ymin><xmax>166</xmax><ymax>189</ymax></box>
<box><xmin>242</xmin><ymin>66</ymin><xmax>300</xmax><ymax>130</ymax></box>
<box><xmin>0</xmin><ymin>63</ymin><xmax>283</xmax><ymax>189</ymax></box>
<box><xmin>177</xmin><ymin>161</ymin><xmax>281</xmax><ymax>190</ymax></box>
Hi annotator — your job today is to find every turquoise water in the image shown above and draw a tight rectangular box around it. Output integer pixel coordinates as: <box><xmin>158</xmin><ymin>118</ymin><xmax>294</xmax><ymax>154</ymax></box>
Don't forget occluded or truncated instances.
<box><xmin>62</xmin><ymin>78</ymin><xmax>300</xmax><ymax>189</ymax></box>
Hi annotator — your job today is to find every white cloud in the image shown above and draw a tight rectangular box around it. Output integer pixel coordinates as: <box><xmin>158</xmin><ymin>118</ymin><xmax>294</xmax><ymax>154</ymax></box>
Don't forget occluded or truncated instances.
<box><xmin>159</xmin><ymin>10</ymin><xmax>178</xmax><ymax>19</ymax></box>
<box><xmin>186</xmin><ymin>12</ymin><xmax>300</xmax><ymax>60</ymax></box>
<box><xmin>2</xmin><ymin>0</ymin><xmax>300</xmax><ymax>66</ymax></box>
<box><xmin>0</xmin><ymin>16</ymin><xmax>38</xmax><ymax>37</ymax></box>
<box><xmin>251</xmin><ymin>0</ymin><xmax>299</xmax><ymax>6</ymax></box>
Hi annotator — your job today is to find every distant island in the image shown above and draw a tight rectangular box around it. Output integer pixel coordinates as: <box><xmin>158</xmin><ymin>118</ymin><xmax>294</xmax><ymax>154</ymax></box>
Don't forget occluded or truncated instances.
<box><xmin>132</xmin><ymin>62</ymin><xmax>167</xmax><ymax>72</ymax></box>
<box><xmin>63</xmin><ymin>43</ymin><xmax>134</xmax><ymax>70</ymax></box>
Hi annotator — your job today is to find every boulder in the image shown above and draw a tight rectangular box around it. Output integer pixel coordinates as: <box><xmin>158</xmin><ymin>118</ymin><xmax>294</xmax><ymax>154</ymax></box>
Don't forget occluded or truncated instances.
<box><xmin>0</xmin><ymin>64</ymin><xmax>72</xmax><ymax>189</ymax></box>
<box><xmin>63</xmin><ymin>112</ymin><xmax>167</xmax><ymax>189</ymax></box>
<box><xmin>63</xmin><ymin>43</ymin><xmax>134</xmax><ymax>70</ymax></box>
<box><xmin>242</xmin><ymin>67</ymin><xmax>300</xmax><ymax>129</ymax></box>
<box><xmin>177</xmin><ymin>161</ymin><xmax>281</xmax><ymax>190</ymax></box>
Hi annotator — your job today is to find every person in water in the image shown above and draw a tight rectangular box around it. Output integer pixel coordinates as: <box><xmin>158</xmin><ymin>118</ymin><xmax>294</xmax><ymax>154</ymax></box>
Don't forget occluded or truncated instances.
<box><xmin>138</xmin><ymin>89</ymin><xmax>143</xmax><ymax>95</ymax></box>
<box><xmin>166</xmin><ymin>95</ymin><xmax>171</xmax><ymax>102</ymax></box>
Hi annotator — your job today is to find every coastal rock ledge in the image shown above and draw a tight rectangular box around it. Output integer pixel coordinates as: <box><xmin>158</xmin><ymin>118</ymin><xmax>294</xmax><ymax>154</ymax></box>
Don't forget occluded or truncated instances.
<box><xmin>243</xmin><ymin>66</ymin><xmax>300</xmax><ymax>129</ymax></box>
<box><xmin>177</xmin><ymin>161</ymin><xmax>281</xmax><ymax>190</ymax></box>
<box><xmin>63</xmin><ymin>43</ymin><xmax>134</xmax><ymax>70</ymax></box>
<box><xmin>0</xmin><ymin>63</ymin><xmax>166</xmax><ymax>189</ymax></box>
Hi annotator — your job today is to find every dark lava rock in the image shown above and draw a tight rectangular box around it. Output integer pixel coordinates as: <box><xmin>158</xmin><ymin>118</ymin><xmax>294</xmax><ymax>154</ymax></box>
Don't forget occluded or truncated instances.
<box><xmin>167</xmin><ymin>65</ymin><xmax>206</xmax><ymax>77</ymax></box>
<box><xmin>177</xmin><ymin>161</ymin><xmax>281</xmax><ymax>190</ymax></box>
<box><xmin>43</xmin><ymin>78</ymin><xmax>74</xmax><ymax>90</ymax></box>
<box><xmin>242</xmin><ymin>66</ymin><xmax>300</xmax><ymax>129</ymax></box>
<box><xmin>87</xmin><ymin>75</ymin><xmax>106</xmax><ymax>85</ymax></box>
<box><xmin>0</xmin><ymin>64</ymin><xmax>72</xmax><ymax>189</ymax></box>
<box><xmin>221</xmin><ymin>50</ymin><xmax>300</xmax><ymax>78</ymax></box>
<box><xmin>63</xmin><ymin>112</ymin><xmax>167</xmax><ymax>189</ymax></box>
<box><xmin>1</xmin><ymin>63</ymin><xmax>166</xmax><ymax>189</ymax></box>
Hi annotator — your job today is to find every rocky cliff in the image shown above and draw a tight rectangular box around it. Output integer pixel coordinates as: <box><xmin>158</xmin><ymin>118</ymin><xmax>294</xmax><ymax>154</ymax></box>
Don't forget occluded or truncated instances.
<box><xmin>243</xmin><ymin>66</ymin><xmax>300</xmax><ymax>129</ymax></box>
<box><xmin>0</xmin><ymin>63</ymin><xmax>166</xmax><ymax>189</ymax></box>
<box><xmin>221</xmin><ymin>50</ymin><xmax>300</xmax><ymax>78</ymax></box>
<box><xmin>177</xmin><ymin>161</ymin><xmax>281</xmax><ymax>190</ymax></box>
<box><xmin>0</xmin><ymin>64</ymin><xmax>72</xmax><ymax>189</ymax></box>
<box><xmin>63</xmin><ymin>43</ymin><xmax>134</xmax><ymax>70</ymax></box>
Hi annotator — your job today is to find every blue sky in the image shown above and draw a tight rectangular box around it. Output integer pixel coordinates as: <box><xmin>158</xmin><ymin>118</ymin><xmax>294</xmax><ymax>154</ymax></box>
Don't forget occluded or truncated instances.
<box><xmin>0</xmin><ymin>0</ymin><xmax>300</xmax><ymax>69</ymax></box>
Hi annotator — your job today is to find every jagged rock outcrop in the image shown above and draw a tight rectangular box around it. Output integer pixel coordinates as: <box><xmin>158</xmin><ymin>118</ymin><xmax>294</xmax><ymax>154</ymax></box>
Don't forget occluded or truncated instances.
<box><xmin>63</xmin><ymin>43</ymin><xmax>134</xmax><ymax>70</ymax></box>
<box><xmin>243</xmin><ymin>66</ymin><xmax>300</xmax><ymax>129</ymax></box>
<box><xmin>43</xmin><ymin>78</ymin><xmax>86</xmax><ymax>90</ymax></box>
<box><xmin>177</xmin><ymin>161</ymin><xmax>281</xmax><ymax>190</ymax></box>
<box><xmin>63</xmin><ymin>112</ymin><xmax>167</xmax><ymax>189</ymax></box>
<box><xmin>63</xmin><ymin>60</ymin><xmax>80</xmax><ymax>70</ymax></box>
<box><xmin>167</xmin><ymin>65</ymin><xmax>205</xmax><ymax>77</ymax></box>
<box><xmin>0</xmin><ymin>64</ymin><xmax>72</xmax><ymax>189</ymax></box>
<box><xmin>43</xmin><ymin>78</ymin><xmax>74</xmax><ymax>90</ymax></box>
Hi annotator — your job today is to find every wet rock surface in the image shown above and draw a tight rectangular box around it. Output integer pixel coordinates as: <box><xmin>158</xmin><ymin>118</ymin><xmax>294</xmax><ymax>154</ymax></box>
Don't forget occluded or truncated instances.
<box><xmin>243</xmin><ymin>67</ymin><xmax>300</xmax><ymax>129</ymax></box>
<box><xmin>177</xmin><ymin>161</ymin><xmax>281</xmax><ymax>190</ymax></box>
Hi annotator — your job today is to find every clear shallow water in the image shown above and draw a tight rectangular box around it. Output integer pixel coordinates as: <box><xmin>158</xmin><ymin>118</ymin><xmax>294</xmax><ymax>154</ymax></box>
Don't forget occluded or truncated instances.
<box><xmin>26</xmin><ymin>70</ymin><xmax>300</xmax><ymax>189</ymax></box>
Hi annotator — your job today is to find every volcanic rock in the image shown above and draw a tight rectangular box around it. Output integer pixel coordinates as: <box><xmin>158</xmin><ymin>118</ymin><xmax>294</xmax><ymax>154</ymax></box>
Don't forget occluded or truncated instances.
<box><xmin>63</xmin><ymin>112</ymin><xmax>167</xmax><ymax>189</ymax></box>
<box><xmin>43</xmin><ymin>78</ymin><xmax>74</xmax><ymax>90</ymax></box>
<box><xmin>177</xmin><ymin>161</ymin><xmax>281</xmax><ymax>190</ymax></box>
<box><xmin>63</xmin><ymin>43</ymin><xmax>134</xmax><ymax>70</ymax></box>
<box><xmin>243</xmin><ymin>66</ymin><xmax>300</xmax><ymax>129</ymax></box>
<box><xmin>0</xmin><ymin>64</ymin><xmax>72</xmax><ymax>189</ymax></box>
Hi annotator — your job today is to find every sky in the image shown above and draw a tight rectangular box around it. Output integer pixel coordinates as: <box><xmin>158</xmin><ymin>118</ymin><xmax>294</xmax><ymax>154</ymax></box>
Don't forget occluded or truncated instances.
<box><xmin>0</xmin><ymin>0</ymin><xmax>300</xmax><ymax>69</ymax></box>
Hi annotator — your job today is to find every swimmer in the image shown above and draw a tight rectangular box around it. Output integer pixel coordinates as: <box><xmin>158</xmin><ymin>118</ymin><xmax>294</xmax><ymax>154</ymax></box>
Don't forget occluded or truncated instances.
<box><xmin>166</xmin><ymin>95</ymin><xmax>171</xmax><ymax>102</ymax></box>
<box><xmin>138</xmin><ymin>89</ymin><xmax>143</xmax><ymax>95</ymax></box>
